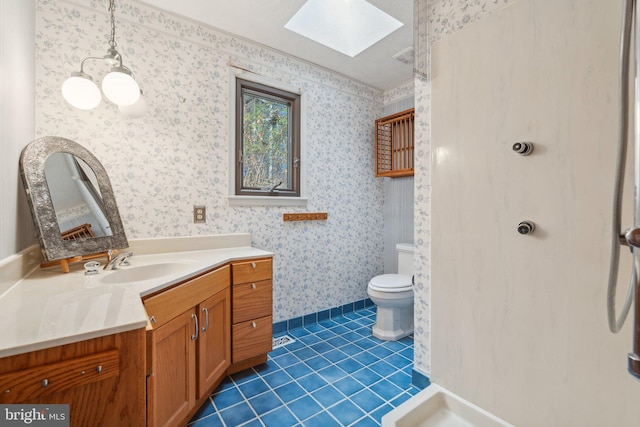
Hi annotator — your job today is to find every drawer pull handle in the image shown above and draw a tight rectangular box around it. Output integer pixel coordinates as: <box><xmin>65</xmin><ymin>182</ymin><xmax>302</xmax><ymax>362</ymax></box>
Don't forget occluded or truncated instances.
<box><xmin>149</xmin><ymin>316</ymin><xmax>157</xmax><ymax>324</ymax></box>
<box><xmin>192</xmin><ymin>313</ymin><xmax>199</xmax><ymax>340</ymax></box>
<box><xmin>96</xmin><ymin>365</ymin><xmax>102</xmax><ymax>374</ymax></box>
<box><xmin>251</xmin><ymin>262</ymin><xmax>256</xmax><ymax>268</ymax></box>
<box><xmin>42</xmin><ymin>379</ymin><xmax>48</xmax><ymax>387</ymax></box>
<box><xmin>252</xmin><ymin>321</ymin><xmax>257</xmax><ymax>328</ymax></box>
<box><xmin>202</xmin><ymin>307</ymin><xmax>209</xmax><ymax>332</ymax></box>
<box><xmin>251</xmin><ymin>283</ymin><xmax>257</xmax><ymax>290</ymax></box>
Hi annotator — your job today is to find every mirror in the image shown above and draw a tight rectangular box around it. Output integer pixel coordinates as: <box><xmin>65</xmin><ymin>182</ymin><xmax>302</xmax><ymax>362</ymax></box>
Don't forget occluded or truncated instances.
<box><xmin>20</xmin><ymin>136</ymin><xmax>129</xmax><ymax>262</ymax></box>
<box><xmin>45</xmin><ymin>153</ymin><xmax>112</xmax><ymax>238</ymax></box>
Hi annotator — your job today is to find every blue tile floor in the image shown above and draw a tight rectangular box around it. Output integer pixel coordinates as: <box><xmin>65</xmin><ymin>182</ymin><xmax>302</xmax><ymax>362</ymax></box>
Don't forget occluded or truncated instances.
<box><xmin>188</xmin><ymin>307</ymin><xmax>417</xmax><ymax>426</ymax></box>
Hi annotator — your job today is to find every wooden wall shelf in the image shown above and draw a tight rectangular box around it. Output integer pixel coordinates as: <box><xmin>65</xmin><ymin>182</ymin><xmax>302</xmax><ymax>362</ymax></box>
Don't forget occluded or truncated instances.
<box><xmin>283</xmin><ymin>213</ymin><xmax>328</xmax><ymax>222</ymax></box>
<box><xmin>375</xmin><ymin>108</ymin><xmax>414</xmax><ymax>178</ymax></box>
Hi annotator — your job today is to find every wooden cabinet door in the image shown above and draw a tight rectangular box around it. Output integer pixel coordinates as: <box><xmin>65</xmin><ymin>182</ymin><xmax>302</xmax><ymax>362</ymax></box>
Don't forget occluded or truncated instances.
<box><xmin>148</xmin><ymin>309</ymin><xmax>197</xmax><ymax>427</ymax></box>
<box><xmin>197</xmin><ymin>288</ymin><xmax>230</xmax><ymax>399</ymax></box>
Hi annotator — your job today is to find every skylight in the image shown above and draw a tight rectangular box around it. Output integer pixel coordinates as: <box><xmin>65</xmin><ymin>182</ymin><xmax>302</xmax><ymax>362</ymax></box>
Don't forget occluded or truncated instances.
<box><xmin>284</xmin><ymin>0</ymin><xmax>403</xmax><ymax>58</ymax></box>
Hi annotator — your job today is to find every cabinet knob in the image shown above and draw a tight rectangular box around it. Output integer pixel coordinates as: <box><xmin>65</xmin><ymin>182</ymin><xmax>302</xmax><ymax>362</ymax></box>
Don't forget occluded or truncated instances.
<box><xmin>149</xmin><ymin>316</ymin><xmax>157</xmax><ymax>324</ymax></box>
<box><xmin>4</xmin><ymin>389</ymin><xmax>10</xmax><ymax>394</ymax></box>
<box><xmin>252</xmin><ymin>321</ymin><xmax>257</xmax><ymax>328</ymax></box>
<box><xmin>251</xmin><ymin>262</ymin><xmax>256</xmax><ymax>268</ymax></box>
<box><xmin>42</xmin><ymin>379</ymin><xmax>49</xmax><ymax>387</ymax></box>
<box><xmin>251</xmin><ymin>283</ymin><xmax>257</xmax><ymax>290</ymax></box>
<box><xmin>96</xmin><ymin>365</ymin><xmax>103</xmax><ymax>374</ymax></box>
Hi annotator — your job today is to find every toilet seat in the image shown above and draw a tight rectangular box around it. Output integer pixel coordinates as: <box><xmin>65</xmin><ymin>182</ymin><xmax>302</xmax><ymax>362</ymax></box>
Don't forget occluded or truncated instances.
<box><xmin>368</xmin><ymin>274</ymin><xmax>413</xmax><ymax>293</ymax></box>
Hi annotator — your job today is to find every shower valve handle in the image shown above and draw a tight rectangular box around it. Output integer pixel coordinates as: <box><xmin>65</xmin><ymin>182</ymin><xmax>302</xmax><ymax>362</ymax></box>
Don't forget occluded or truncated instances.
<box><xmin>623</xmin><ymin>227</ymin><xmax>640</xmax><ymax>248</ymax></box>
<box><xmin>512</xmin><ymin>142</ymin><xmax>534</xmax><ymax>156</ymax></box>
<box><xmin>517</xmin><ymin>220</ymin><xmax>535</xmax><ymax>235</ymax></box>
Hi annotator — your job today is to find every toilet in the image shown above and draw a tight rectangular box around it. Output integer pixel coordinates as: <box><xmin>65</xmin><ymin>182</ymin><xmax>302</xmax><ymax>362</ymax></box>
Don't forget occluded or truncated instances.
<box><xmin>367</xmin><ymin>243</ymin><xmax>414</xmax><ymax>341</ymax></box>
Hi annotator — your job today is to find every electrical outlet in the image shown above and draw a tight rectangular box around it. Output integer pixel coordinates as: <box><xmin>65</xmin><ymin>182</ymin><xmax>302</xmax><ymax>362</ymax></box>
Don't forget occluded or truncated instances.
<box><xmin>194</xmin><ymin>205</ymin><xmax>206</xmax><ymax>223</ymax></box>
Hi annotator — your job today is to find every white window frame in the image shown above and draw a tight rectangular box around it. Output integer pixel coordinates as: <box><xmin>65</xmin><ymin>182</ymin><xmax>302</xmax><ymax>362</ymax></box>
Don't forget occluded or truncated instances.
<box><xmin>228</xmin><ymin>68</ymin><xmax>307</xmax><ymax>207</ymax></box>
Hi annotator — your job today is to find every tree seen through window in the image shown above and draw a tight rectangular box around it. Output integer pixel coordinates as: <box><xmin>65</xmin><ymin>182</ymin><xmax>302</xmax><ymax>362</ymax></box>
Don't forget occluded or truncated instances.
<box><xmin>235</xmin><ymin>78</ymin><xmax>300</xmax><ymax>197</ymax></box>
<box><xmin>242</xmin><ymin>93</ymin><xmax>290</xmax><ymax>190</ymax></box>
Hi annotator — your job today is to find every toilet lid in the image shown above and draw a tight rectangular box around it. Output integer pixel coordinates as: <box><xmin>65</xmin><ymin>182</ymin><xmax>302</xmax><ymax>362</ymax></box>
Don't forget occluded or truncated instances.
<box><xmin>369</xmin><ymin>274</ymin><xmax>413</xmax><ymax>292</ymax></box>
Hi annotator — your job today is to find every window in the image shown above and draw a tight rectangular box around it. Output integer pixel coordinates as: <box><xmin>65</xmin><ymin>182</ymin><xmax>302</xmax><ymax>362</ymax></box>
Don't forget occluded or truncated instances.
<box><xmin>235</xmin><ymin>78</ymin><xmax>301</xmax><ymax>197</ymax></box>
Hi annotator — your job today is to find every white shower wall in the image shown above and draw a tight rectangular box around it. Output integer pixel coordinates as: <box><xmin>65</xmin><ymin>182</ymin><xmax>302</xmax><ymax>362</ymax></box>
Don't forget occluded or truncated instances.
<box><xmin>430</xmin><ymin>0</ymin><xmax>640</xmax><ymax>425</ymax></box>
<box><xmin>413</xmin><ymin>0</ymin><xmax>521</xmax><ymax>381</ymax></box>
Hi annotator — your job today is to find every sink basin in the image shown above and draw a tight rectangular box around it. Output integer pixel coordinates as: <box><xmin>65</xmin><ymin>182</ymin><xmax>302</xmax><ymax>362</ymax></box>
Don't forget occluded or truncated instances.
<box><xmin>100</xmin><ymin>263</ymin><xmax>192</xmax><ymax>284</ymax></box>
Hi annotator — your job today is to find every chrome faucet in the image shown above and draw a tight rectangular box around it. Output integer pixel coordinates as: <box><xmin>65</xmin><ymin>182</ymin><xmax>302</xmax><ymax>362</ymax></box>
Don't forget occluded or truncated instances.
<box><xmin>104</xmin><ymin>251</ymin><xmax>133</xmax><ymax>270</ymax></box>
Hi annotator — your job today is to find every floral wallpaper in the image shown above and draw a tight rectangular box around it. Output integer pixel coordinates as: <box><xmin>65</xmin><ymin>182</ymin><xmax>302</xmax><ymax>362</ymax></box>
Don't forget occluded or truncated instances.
<box><xmin>412</xmin><ymin>0</ymin><xmax>520</xmax><ymax>376</ymax></box>
<box><xmin>384</xmin><ymin>80</ymin><xmax>415</xmax><ymax>106</ymax></box>
<box><xmin>35</xmin><ymin>0</ymin><xmax>386</xmax><ymax>322</ymax></box>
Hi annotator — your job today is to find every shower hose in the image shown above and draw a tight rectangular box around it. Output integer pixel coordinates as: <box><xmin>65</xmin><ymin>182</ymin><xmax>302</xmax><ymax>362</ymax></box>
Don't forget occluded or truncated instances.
<box><xmin>608</xmin><ymin>0</ymin><xmax>635</xmax><ymax>334</ymax></box>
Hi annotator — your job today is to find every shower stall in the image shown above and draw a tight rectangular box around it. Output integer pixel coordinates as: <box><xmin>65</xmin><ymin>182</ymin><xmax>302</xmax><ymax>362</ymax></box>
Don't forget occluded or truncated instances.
<box><xmin>430</xmin><ymin>0</ymin><xmax>640</xmax><ymax>424</ymax></box>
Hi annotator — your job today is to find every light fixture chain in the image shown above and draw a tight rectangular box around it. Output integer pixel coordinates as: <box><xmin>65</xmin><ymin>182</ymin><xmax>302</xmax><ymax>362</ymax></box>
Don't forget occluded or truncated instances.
<box><xmin>108</xmin><ymin>0</ymin><xmax>117</xmax><ymax>49</ymax></box>
<box><xmin>63</xmin><ymin>0</ymin><xmax>144</xmax><ymax>112</ymax></box>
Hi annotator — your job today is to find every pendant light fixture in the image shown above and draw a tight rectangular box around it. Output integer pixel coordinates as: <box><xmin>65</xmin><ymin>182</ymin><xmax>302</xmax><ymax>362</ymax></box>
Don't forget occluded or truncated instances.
<box><xmin>61</xmin><ymin>0</ymin><xmax>146</xmax><ymax>115</ymax></box>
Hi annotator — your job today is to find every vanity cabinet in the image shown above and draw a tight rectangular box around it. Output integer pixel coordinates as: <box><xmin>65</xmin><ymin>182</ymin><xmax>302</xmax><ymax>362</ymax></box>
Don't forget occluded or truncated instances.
<box><xmin>144</xmin><ymin>265</ymin><xmax>230</xmax><ymax>427</ymax></box>
<box><xmin>229</xmin><ymin>258</ymin><xmax>273</xmax><ymax>373</ymax></box>
<box><xmin>0</xmin><ymin>328</ymin><xmax>146</xmax><ymax>427</ymax></box>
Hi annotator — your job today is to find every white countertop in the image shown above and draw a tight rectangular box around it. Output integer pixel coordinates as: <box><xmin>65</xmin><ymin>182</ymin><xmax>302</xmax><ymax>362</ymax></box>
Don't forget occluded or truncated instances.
<box><xmin>0</xmin><ymin>237</ymin><xmax>272</xmax><ymax>358</ymax></box>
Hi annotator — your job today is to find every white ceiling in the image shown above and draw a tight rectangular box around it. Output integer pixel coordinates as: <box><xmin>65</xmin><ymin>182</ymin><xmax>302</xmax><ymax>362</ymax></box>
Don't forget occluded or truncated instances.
<box><xmin>135</xmin><ymin>0</ymin><xmax>414</xmax><ymax>91</ymax></box>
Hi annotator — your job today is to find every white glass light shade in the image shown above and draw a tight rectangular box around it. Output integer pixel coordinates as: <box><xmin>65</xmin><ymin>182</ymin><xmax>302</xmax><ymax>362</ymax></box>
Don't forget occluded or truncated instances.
<box><xmin>119</xmin><ymin>91</ymin><xmax>148</xmax><ymax>118</ymax></box>
<box><xmin>61</xmin><ymin>72</ymin><xmax>101</xmax><ymax>110</ymax></box>
<box><xmin>101</xmin><ymin>67</ymin><xmax>140</xmax><ymax>106</ymax></box>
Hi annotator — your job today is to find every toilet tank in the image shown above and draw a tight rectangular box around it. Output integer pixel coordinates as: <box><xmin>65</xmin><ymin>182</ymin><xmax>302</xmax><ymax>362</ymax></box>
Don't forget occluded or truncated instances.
<box><xmin>397</xmin><ymin>243</ymin><xmax>415</xmax><ymax>276</ymax></box>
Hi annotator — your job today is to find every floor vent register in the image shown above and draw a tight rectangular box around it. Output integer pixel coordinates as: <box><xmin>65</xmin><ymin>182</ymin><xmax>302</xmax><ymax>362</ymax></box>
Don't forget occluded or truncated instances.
<box><xmin>272</xmin><ymin>335</ymin><xmax>296</xmax><ymax>349</ymax></box>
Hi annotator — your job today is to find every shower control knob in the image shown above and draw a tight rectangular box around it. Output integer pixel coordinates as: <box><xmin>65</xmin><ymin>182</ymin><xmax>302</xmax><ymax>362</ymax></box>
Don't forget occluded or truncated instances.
<box><xmin>513</xmin><ymin>142</ymin><xmax>534</xmax><ymax>156</ymax></box>
<box><xmin>624</xmin><ymin>227</ymin><xmax>640</xmax><ymax>248</ymax></box>
<box><xmin>517</xmin><ymin>220</ymin><xmax>536</xmax><ymax>235</ymax></box>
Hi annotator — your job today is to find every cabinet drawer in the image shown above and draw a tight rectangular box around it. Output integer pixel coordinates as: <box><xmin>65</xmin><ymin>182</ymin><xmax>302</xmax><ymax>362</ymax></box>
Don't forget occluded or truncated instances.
<box><xmin>232</xmin><ymin>315</ymin><xmax>272</xmax><ymax>362</ymax></box>
<box><xmin>0</xmin><ymin>350</ymin><xmax>119</xmax><ymax>403</ymax></box>
<box><xmin>232</xmin><ymin>259</ymin><xmax>272</xmax><ymax>285</ymax></box>
<box><xmin>233</xmin><ymin>280</ymin><xmax>272</xmax><ymax>324</ymax></box>
<box><xmin>144</xmin><ymin>265</ymin><xmax>230</xmax><ymax>328</ymax></box>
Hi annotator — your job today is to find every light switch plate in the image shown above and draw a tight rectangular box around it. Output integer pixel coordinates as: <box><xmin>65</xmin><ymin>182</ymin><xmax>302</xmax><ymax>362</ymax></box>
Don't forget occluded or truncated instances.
<box><xmin>194</xmin><ymin>205</ymin><xmax>206</xmax><ymax>223</ymax></box>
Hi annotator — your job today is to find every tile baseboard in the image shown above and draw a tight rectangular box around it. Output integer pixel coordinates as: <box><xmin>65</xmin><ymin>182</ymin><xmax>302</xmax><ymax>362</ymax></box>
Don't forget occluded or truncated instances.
<box><xmin>411</xmin><ymin>368</ymin><xmax>430</xmax><ymax>390</ymax></box>
<box><xmin>273</xmin><ymin>298</ymin><xmax>375</xmax><ymax>335</ymax></box>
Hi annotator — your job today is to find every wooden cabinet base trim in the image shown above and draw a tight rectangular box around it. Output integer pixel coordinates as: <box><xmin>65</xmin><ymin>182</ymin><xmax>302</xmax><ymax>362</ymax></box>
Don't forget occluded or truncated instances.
<box><xmin>227</xmin><ymin>354</ymin><xmax>268</xmax><ymax>375</ymax></box>
<box><xmin>176</xmin><ymin>373</ymin><xmax>227</xmax><ymax>427</ymax></box>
